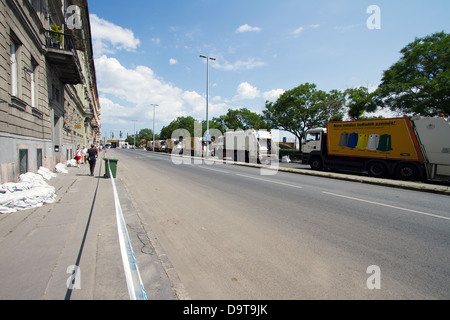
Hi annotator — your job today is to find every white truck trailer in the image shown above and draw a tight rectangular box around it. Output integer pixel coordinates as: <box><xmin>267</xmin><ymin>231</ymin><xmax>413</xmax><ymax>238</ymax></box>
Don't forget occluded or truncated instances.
<box><xmin>216</xmin><ymin>129</ymin><xmax>277</xmax><ymax>164</ymax></box>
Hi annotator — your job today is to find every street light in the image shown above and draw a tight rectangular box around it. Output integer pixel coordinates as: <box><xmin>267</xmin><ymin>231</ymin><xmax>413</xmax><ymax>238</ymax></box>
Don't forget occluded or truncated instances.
<box><xmin>200</xmin><ymin>55</ymin><xmax>216</xmax><ymax>157</ymax></box>
<box><xmin>150</xmin><ymin>104</ymin><xmax>158</xmax><ymax>152</ymax></box>
<box><xmin>132</xmin><ymin>120</ymin><xmax>137</xmax><ymax>148</ymax></box>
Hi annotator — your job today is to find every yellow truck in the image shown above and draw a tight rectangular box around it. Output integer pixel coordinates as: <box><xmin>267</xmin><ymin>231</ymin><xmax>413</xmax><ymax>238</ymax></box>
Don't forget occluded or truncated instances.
<box><xmin>180</xmin><ymin>137</ymin><xmax>214</xmax><ymax>157</ymax></box>
<box><xmin>302</xmin><ymin>116</ymin><xmax>450</xmax><ymax>182</ymax></box>
<box><xmin>166</xmin><ymin>138</ymin><xmax>182</xmax><ymax>154</ymax></box>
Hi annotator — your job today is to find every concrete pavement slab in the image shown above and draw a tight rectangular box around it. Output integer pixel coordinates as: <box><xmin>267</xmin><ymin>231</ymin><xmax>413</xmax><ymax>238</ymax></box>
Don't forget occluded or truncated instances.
<box><xmin>0</xmin><ymin>160</ymin><xmax>178</xmax><ymax>300</ymax></box>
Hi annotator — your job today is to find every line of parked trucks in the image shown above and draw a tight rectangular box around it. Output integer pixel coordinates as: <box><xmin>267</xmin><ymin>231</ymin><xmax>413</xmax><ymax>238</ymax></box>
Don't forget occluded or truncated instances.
<box><xmin>147</xmin><ymin>129</ymin><xmax>277</xmax><ymax>164</ymax></box>
<box><xmin>145</xmin><ymin>116</ymin><xmax>450</xmax><ymax>184</ymax></box>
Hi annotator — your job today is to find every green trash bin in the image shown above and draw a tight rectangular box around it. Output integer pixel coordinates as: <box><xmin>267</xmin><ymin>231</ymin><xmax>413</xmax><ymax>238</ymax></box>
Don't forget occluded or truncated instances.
<box><xmin>103</xmin><ymin>158</ymin><xmax>118</xmax><ymax>178</ymax></box>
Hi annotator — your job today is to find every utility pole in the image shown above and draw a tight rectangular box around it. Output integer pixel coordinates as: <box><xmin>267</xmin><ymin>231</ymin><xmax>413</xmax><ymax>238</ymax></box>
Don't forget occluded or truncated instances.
<box><xmin>200</xmin><ymin>55</ymin><xmax>216</xmax><ymax>157</ymax></box>
<box><xmin>150</xmin><ymin>104</ymin><xmax>158</xmax><ymax>152</ymax></box>
<box><xmin>132</xmin><ymin>120</ymin><xmax>137</xmax><ymax>148</ymax></box>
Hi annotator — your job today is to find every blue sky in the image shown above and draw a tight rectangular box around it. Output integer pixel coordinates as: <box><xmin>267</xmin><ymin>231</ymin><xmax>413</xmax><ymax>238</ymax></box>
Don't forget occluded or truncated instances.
<box><xmin>87</xmin><ymin>0</ymin><xmax>450</xmax><ymax>140</ymax></box>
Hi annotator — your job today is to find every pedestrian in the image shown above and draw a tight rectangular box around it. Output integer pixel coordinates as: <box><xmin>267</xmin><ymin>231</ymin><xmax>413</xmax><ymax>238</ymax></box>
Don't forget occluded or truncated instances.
<box><xmin>87</xmin><ymin>144</ymin><xmax>98</xmax><ymax>176</ymax></box>
<box><xmin>75</xmin><ymin>145</ymin><xmax>82</xmax><ymax>168</ymax></box>
<box><xmin>82</xmin><ymin>145</ymin><xmax>88</xmax><ymax>164</ymax></box>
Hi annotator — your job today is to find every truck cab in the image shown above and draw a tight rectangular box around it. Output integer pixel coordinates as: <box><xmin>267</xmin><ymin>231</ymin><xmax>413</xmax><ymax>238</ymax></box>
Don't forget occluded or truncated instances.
<box><xmin>301</xmin><ymin>128</ymin><xmax>327</xmax><ymax>170</ymax></box>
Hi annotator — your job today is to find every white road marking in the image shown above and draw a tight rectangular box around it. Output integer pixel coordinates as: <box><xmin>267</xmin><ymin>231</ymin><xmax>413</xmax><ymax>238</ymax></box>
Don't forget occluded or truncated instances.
<box><xmin>198</xmin><ymin>166</ymin><xmax>231</xmax><ymax>174</ymax></box>
<box><xmin>236</xmin><ymin>173</ymin><xmax>303</xmax><ymax>189</ymax></box>
<box><xmin>322</xmin><ymin>192</ymin><xmax>450</xmax><ymax>221</ymax></box>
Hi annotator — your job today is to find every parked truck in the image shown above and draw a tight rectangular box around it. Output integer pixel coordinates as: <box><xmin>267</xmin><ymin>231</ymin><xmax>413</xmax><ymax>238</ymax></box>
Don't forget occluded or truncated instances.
<box><xmin>155</xmin><ymin>140</ymin><xmax>167</xmax><ymax>152</ymax></box>
<box><xmin>166</xmin><ymin>138</ymin><xmax>182</xmax><ymax>154</ymax></box>
<box><xmin>180</xmin><ymin>137</ymin><xmax>215</xmax><ymax>157</ymax></box>
<box><xmin>146</xmin><ymin>140</ymin><xmax>154</xmax><ymax>151</ymax></box>
<box><xmin>302</xmin><ymin>116</ymin><xmax>450</xmax><ymax>182</ymax></box>
<box><xmin>216</xmin><ymin>129</ymin><xmax>277</xmax><ymax>164</ymax></box>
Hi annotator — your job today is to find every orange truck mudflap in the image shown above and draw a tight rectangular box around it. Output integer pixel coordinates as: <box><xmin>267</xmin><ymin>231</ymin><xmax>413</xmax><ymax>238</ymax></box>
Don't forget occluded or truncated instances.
<box><xmin>327</xmin><ymin>117</ymin><xmax>424</xmax><ymax>163</ymax></box>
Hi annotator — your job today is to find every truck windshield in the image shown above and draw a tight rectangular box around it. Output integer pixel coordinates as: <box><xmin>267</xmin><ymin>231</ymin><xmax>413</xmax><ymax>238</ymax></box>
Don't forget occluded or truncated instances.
<box><xmin>305</xmin><ymin>132</ymin><xmax>321</xmax><ymax>142</ymax></box>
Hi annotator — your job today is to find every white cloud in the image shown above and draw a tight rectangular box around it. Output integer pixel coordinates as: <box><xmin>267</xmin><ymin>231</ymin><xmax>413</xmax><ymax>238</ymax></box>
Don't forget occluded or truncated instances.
<box><xmin>292</xmin><ymin>26</ymin><xmax>304</xmax><ymax>37</ymax></box>
<box><xmin>90</xmin><ymin>14</ymin><xmax>140</xmax><ymax>56</ymax></box>
<box><xmin>233</xmin><ymin>82</ymin><xmax>284</xmax><ymax>102</ymax></box>
<box><xmin>213</xmin><ymin>57</ymin><xmax>265</xmax><ymax>71</ymax></box>
<box><xmin>263</xmin><ymin>89</ymin><xmax>285</xmax><ymax>101</ymax></box>
<box><xmin>292</xmin><ymin>24</ymin><xmax>320</xmax><ymax>37</ymax></box>
<box><xmin>95</xmin><ymin>55</ymin><xmax>233</xmax><ymax>129</ymax></box>
<box><xmin>98</xmin><ymin>97</ymin><xmax>131</xmax><ymax>126</ymax></box>
<box><xmin>182</xmin><ymin>91</ymin><xmax>204</xmax><ymax>113</ymax></box>
<box><xmin>233</xmin><ymin>82</ymin><xmax>261</xmax><ymax>101</ymax></box>
<box><xmin>236</xmin><ymin>24</ymin><xmax>262</xmax><ymax>33</ymax></box>
<box><xmin>169</xmin><ymin>58</ymin><xmax>178</xmax><ymax>65</ymax></box>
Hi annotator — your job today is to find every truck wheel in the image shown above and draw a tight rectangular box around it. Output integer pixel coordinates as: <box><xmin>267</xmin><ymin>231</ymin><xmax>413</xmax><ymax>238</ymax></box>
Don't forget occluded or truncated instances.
<box><xmin>395</xmin><ymin>163</ymin><xmax>420</xmax><ymax>181</ymax></box>
<box><xmin>367</xmin><ymin>162</ymin><xmax>387</xmax><ymax>178</ymax></box>
<box><xmin>310</xmin><ymin>157</ymin><xmax>323</xmax><ymax>171</ymax></box>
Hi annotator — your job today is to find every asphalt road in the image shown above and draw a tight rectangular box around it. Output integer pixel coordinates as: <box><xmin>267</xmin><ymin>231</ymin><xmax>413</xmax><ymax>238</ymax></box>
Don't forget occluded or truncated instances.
<box><xmin>108</xmin><ymin>148</ymin><xmax>450</xmax><ymax>299</ymax></box>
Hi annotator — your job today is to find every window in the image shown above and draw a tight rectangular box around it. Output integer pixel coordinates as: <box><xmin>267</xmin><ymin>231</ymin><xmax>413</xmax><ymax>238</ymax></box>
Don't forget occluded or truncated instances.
<box><xmin>30</xmin><ymin>59</ymin><xmax>38</xmax><ymax>108</ymax></box>
<box><xmin>305</xmin><ymin>132</ymin><xmax>321</xmax><ymax>142</ymax></box>
<box><xmin>10</xmin><ymin>40</ymin><xmax>18</xmax><ymax>96</ymax></box>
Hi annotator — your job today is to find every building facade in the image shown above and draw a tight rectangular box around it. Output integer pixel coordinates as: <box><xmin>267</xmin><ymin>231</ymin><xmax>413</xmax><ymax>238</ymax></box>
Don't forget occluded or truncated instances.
<box><xmin>0</xmin><ymin>0</ymin><xmax>100</xmax><ymax>183</ymax></box>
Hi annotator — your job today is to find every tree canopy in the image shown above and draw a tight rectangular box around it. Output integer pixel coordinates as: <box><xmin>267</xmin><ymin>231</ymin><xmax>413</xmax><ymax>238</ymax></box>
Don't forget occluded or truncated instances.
<box><xmin>125</xmin><ymin>128</ymin><xmax>156</xmax><ymax>147</ymax></box>
<box><xmin>159</xmin><ymin>116</ymin><xmax>197</xmax><ymax>140</ymax></box>
<box><xmin>373</xmin><ymin>31</ymin><xmax>449</xmax><ymax>116</ymax></box>
<box><xmin>211</xmin><ymin>107</ymin><xmax>269</xmax><ymax>132</ymax></box>
<box><xmin>344</xmin><ymin>87</ymin><xmax>378</xmax><ymax>120</ymax></box>
<box><xmin>263</xmin><ymin>83</ymin><xmax>344</xmax><ymax>142</ymax></box>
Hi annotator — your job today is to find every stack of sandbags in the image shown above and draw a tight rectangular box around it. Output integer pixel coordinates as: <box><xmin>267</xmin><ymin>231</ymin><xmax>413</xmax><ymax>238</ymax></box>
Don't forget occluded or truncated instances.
<box><xmin>56</xmin><ymin>163</ymin><xmax>68</xmax><ymax>173</ymax></box>
<box><xmin>0</xmin><ymin>172</ymin><xmax>56</xmax><ymax>214</ymax></box>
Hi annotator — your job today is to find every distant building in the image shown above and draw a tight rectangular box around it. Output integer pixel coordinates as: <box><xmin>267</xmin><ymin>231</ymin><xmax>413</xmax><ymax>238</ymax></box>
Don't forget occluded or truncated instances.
<box><xmin>105</xmin><ymin>138</ymin><xmax>127</xmax><ymax>149</ymax></box>
<box><xmin>0</xmin><ymin>0</ymin><xmax>100</xmax><ymax>183</ymax></box>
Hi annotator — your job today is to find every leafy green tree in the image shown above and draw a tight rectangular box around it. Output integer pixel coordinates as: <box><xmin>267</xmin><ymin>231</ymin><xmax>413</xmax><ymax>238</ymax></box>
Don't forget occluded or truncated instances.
<box><xmin>211</xmin><ymin>108</ymin><xmax>269</xmax><ymax>131</ymax></box>
<box><xmin>263</xmin><ymin>83</ymin><xmax>344</xmax><ymax>142</ymax></box>
<box><xmin>125</xmin><ymin>128</ymin><xmax>157</xmax><ymax>147</ymax></box>
<box><xmin>160</xmin><ymin>116</ymin><xmax>197</xmax><ymax>139</ymax></box>
<box><xmin>125</xmin><ymin>135</ymin><xmax>135</xmax><ymax>146</ymax></box>
<box><xmin>344</xmin><ymin>87</ymin><xmax>378</xmax><ymax>120</ymax></box>
<box><xmin>138</xmin><ymin>128</ymin><xmax>155</xmax><ymax>142</ymax></box>
<box><xmin>373</xmin><ymin>31</ymin><xmax>450</xmax><ymax>116</ymax></box>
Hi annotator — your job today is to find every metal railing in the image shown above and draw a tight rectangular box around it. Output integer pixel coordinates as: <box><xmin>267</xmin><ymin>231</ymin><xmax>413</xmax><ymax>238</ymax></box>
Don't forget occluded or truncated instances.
<box><xmin>44</xmin><ymin>30</ymin><xmax>75</xmax><ymax>51</ymax></box>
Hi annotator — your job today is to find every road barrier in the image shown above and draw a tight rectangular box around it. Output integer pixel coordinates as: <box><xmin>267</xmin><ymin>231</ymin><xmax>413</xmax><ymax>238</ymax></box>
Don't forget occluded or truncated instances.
<box><xmin>108</xmin><ymin>163</ymin><xmax>147</xmax><ymax>300</ymax></box>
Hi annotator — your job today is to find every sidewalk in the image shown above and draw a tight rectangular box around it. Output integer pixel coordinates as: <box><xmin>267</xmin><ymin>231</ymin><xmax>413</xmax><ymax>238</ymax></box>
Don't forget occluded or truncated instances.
<box><xmin>0</xmin><ymin>159</ymin><xmax>179</xmax><ymax>300</ymax></box>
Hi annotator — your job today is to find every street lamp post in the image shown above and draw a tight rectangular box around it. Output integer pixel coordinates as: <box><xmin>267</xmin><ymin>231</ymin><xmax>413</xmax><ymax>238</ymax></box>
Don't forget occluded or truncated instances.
<box><xmin>132</xmin><ymin>120</ymin><xmax>137</xmax><ymax>148</ymax></box>
<box><xmin>200</xmin><ymin>55</ymin><xmax>216</xmax><ymax>157</ymax></box>
<box><xmin>150</xmin><ymin>104</ymin><xmax>158</xmax><ymax>152</ymax></box>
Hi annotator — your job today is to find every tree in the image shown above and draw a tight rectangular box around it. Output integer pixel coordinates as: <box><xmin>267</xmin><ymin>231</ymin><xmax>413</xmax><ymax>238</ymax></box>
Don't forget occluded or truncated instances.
<box><xmin>139</xmin><ymin>128</ymin><xmax>155</xmax><ymax>142</ymax></box>
<box><xmin>373</xmin><ymin>31</ymin><xmax>450</xmax><ymax>116</ymax></box>
<box><xmin>344</xmin><ymin>87</ymin><xmax>378</xmax><ymax>120</ymax></box>
<box><xmin>159</xmin><ymin>116</ymin><xmax>197</xmax><ymax>140</ymax></box>
<box><xmin>125</xmin><ymin>128</ymin><xmax>155</xmax><ymax>147</ymax></box>
<box><xmin>211</xmin><ymin>108</ymin><xmax>269</xmax><ymax>132</ymax></box>
<box><xmin>125</xmin><ymin>134</ymin><xmax>135</xmax><ymax>146</ymax></box>
<box><xmin>263</xmin><ymin>83</ymin><xmax>345</xmax><ymax>142</ymax></box>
